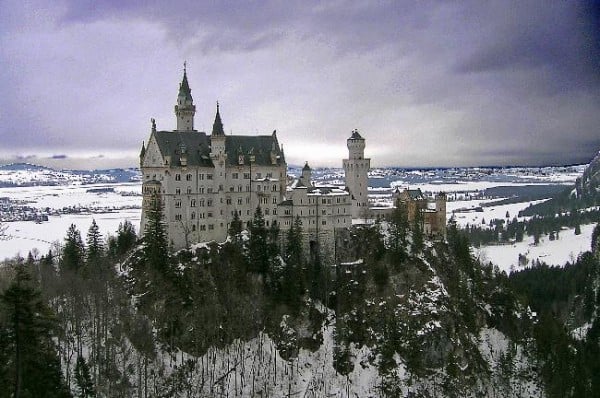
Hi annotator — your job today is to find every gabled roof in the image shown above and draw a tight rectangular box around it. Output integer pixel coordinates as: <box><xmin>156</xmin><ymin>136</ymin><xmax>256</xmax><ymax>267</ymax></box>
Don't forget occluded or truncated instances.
<box><xmin>223</xmin><ymin>133</ymin><xmax>285</xmax><ymax>166</ymax></box>
<box><xmin>152</xmin><ymin>130</ymin><xmax>213</xmax><ymax>167</ymax></box>
<box><xmin>150</xmin><ymin>130</ymin><xmax>286</xmax><ymax>168</ymax></box>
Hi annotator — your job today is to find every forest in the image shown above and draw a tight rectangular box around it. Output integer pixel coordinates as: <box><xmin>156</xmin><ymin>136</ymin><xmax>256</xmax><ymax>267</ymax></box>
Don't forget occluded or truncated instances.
<box><xmin>0</xmin><ymin>194</ymin><xmax>598</xmax><ymax>397</ymax></box>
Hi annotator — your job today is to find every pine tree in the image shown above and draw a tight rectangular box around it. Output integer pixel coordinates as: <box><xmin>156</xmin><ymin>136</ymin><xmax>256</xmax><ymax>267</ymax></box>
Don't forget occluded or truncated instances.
<box><xmin>74</xmin><ymin>355</ymin><xmax>95</xmax><ymax>397</ymax></box>
<box><xmin>86</xmin><ymin>219</ymin><xmax>104</xmax><ymax>261</ymax></box>
<box><xmin>389</xmin><ymin>199</ymin><xmax>409</xmax><ymax>262</ymax></box>
<box><xmin>411</xmin><ymin>208</ymin><xmax>424</xmax><ymax>254</ymax></box>
<box><xmin>282</xmin><ymin>216</ymin><xmax>304</xmax><ymax>311</ymax></box>
<box><xmin>61</xmin><ymin>224</ymin><xmax>85</xmax><ymax>273</ymax></box>
<box><xmin>248</xmin><ymin>206</ymin><xmax>269</xmax><ymax>274</ymax></box>
<box><xmin>0</xmin><ymin>262</ymin><xmax>70</xmax><ymax>397</ymax></box>
<box><xmin>142</xmin><ymin>192</ymin><xmax>170</xmax><ymax>274</ymax></box>
<box><xmin>228</xmin><ymin>210</ymin><xmax>243</xmax><ymax>243</ymax></box>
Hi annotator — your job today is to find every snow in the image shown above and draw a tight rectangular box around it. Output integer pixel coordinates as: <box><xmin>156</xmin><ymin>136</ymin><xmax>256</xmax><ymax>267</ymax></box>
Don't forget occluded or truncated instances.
<box><xmin>476</xmin><ymin>223</ymin><xmax>596</xmax><ymax>274</ymax></box>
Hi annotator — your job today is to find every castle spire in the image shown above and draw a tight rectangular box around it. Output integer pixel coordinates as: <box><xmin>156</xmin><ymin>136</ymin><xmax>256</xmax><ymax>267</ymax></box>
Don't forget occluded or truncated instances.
<box><xmin>178</xmin><ymin>62</ymin><xmax>193</xmax><ymax>102</ymax></box>
<box><xmin>174</xmin><ymin>63</ymin><xmax>195</xmax><ymax>131</ymax></box>
<box><xmin>212</xmin><ymin>101</ymin><xmax>225</xmax><ymax>136</ymax></box>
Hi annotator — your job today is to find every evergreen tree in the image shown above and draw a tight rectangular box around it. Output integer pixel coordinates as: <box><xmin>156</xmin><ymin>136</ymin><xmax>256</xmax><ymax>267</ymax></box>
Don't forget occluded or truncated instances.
<box><xmin>575</xmin><ymin>222</ymin><xmax>581</xmax><ymax>235</ymax></box>
<box><xmin>282</xmin><ymin>216</ymin><xmax>304</xmax><ymax>311</ymax></box>
<box><xmin>389</xmin><ymin>199</ymin><xmax>409</xmax><ymax>263</ymax></box>
<box><xmin>248</xmin><ymin>206</ymin><xmax>269</xmax><ymax>274</ymax></box>
<box><xmin>0</xmin><ymin>263</ymin><xmax>70</xmax><ymax>397</ymax></box>
<box><xmin>411</xmin><ymin>208</ymin><xmax>424</xmax><ymax>254</ymax></box>
<box><xmin>142</xmin><ymin>192</ymin><xmax>170</xmax><ymax>274</ymax></box>
<box><xmin>86</xmin><ymin>219</ymin><xmax>104</xmax><ymax>261</ymax></box>
<box><xmin>112</xmin><ymin>220</ymin><xmax>137</xmax><ymax>257</ymax></box>
<box><xmin>61</xmin><ymin>224</ymin><xmax>85</xmax><ymax>273</ymax></box>
<box><xmin>228</xmin><ymin>210</ymin><xmax>243</xmax><ymax>243</ymax></box>
<box><xmin>74</xmin><ymin>355</ymin><xmax>95</xmax><ymax>397</ymax></box>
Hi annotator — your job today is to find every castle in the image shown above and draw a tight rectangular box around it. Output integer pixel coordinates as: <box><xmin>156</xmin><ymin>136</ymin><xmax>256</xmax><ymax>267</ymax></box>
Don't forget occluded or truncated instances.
<box><xmin>140</xmin><ymin>67</ymin><xmax>445</xmax><ymax>250</ymax></box>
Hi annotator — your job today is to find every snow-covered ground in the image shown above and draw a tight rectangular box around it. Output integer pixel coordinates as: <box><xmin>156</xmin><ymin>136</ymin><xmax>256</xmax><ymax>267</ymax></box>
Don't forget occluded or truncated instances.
<box><xmin>0</xmin><ymin>183</ymin><xmax>141</xmax><ymax>260</ymax></box>
<box><xmin>0</xmin><ymin>167</ymin><xmax>593</xmax><ymax>272</ymax></box>
<box><xmin>476</xmin><ymin>223</ymin><xmax>596</xmax><ymax>274</ymax></box>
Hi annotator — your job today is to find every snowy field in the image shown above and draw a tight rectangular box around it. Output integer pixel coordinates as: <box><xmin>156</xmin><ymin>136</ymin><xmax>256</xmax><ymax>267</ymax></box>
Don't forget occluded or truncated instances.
<box><xmin>0</xmin><ymin>183</ymin><xmax>141</xmax><ymax>260</ymax></box>
<box><xmin>0</xmin><ymin>170</ymin><xmax>595</xmax><ymax>272</ymax></box>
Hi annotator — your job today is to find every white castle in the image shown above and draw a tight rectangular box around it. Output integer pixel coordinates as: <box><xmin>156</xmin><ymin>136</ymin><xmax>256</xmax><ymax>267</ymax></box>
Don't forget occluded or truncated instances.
<box><xmin>140</xmin><ymin>67</ymin><xmax>370</xmax><ymax>250</ymax></box>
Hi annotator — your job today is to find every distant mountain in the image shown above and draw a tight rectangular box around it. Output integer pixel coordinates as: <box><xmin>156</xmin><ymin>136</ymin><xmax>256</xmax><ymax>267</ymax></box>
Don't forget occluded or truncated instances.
<box><xmin>0</xmin><ymin>162</ymin><xmax>141</xmax><ymax>187</ymax></box>
<box><xmin>0</xmin><ymin>162</ymin><xmax>53</xmax><ymax>172</ymax></box>
<box><xmin>520</xmin><ymin>150</ymin><xmax>600</xmax><ymax>217</ymax></box>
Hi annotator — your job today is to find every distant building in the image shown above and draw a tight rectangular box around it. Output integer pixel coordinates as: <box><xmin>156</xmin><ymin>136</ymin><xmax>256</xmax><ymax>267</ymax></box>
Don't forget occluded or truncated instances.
<box><xmin>393</xmin><ymin>188</ymin><xmax>447</xmax><ymax>237</ymax></box>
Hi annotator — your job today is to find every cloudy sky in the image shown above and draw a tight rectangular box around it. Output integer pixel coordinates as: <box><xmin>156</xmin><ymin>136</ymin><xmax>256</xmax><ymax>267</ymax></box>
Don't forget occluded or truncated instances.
<box><xmin>1</xmin><ymin>0</ymin><xmax>598</xmax><ymax>169</ymax></box>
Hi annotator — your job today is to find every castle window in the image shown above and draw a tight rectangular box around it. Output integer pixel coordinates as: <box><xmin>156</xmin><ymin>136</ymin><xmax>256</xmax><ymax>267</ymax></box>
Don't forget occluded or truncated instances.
<box><xmin>200</xmin><ymin>225</ymin><xmax>206</xmax><ymax>231</ymax></box>
<box><xmin>199</xmin><ymin>199</ymin><xmax>205</xmax><ymax>206</ymax></box>
<box><xmin>175</xmin><ymin>214</ymin><xmax>182</xmax><ymax>221</ymax></box>
<box><xmin>192</xmin><ymin>224</ymin><xmax>196</xmax><ymax>231</ymax></box>
<box><xmin>199</xmin><ymin>174</ymin><xmax>204</xmax><ymax>180</ymax></box>
<box><xmin>229</xmin><ymin>186</ymin><xmax>234</xmax><ymax>192</ymax></box>
<box><xmin>207</xmin><ymin>187</ymin><xmax>213</xmax><ymax>193</ymax></box>
<box><xmin>207</xmin><ymin>174</ymin><xmax>213</xmax><ymax>180</ymax></box>
<box><xmin>207</xmin><ymin>212</ymin><xmax>213</xmax><ymax>218</ymax></box>
<box><xmin>191</xmin><ymin>212</ymin><xmax>196</xmax><ymax>220</ymax></box>
<box><xmin>238</xmin><ymin>198</ymin><xmax>243</xmax><ymax>205</ymax></box>
<box><xmin>322</xmin><ymin>199</ymin><xmax>326</xmax><ymax>204</ymax></box>
<box><xmin>273</xmin><ymin>197</ymin><xmax>277</xmax><ymax>204</ymax></box>
<box><xmin>186</xmin><ymin>174</ymin><xmax>192</xmax><ymax>181</ymax></box>
<box><xmin>175</xmin><ymin>188</ymin><xmax>181</xmax><ymax>195</ymax></box>
<box><xmin>265</xmin><ymin>208</ymin><xmax>270</xmax><ymax>215</ymax></box>
<box><xmin>256</xmin><ymin>173</ymin><xmax>262</xmax><ymax>179</ymax></box>
<box><xmin>187</xmin><ymin>187</ymin><xmax>192</xmax><ymax>194</ymax></box>
<box><xmin>208</xmin><ymin>224</ymin><xmax>214</xmax><ymax>230</ymax></box>
<box><xmin>207</xmin><ymin>199</ymin><xmax>213</xmax><ymax>206</ymax></box>
<box><xmin>246</xmin><ymin>185</ymin><xmax>250</xmax><ymax>192</ymax></box>
<box><xmin>191</xmin><ymin>199</ymin><xmax>196</xmax><ymax>207</ymax></box>
<box><xmin>272</xmin><ymin>184</ymin><xmax>277</xmax><ymax>192</ymax></box>
<box><xmin>246</xmin><ymin>197</ymin><xmax>250</xmax><ymax>204</ymax></box>
<box><xmin>272</xmin><ymin>208</ymin><xmax>277</xmax><ymax>215</ymax></box>
<box><xmin>226</xmin><ymin>198</ymin><xmax>232</xmax><ymax>205</ymax></box>
<box><xmin>199</xmin><ymin>187</ymin><xmax>205</xmax><ymax>194</ymax></box>
<box><xmin>238</xmin><ymin>185</ymin><xmax>242</xmax><ymax>192</ymax></box>
<box><xmin>175</xmin><ymin>200</ymin><xmax>181</xmax><ymax>208</ymax></box>
<box><xmin>232</xmin><ymin>173</ymin><xmax>239</xmax><ymax>179</ymax></box>
<box><xmin>219</xmin><ymin>184</ymin><xmax>223</xmax><ymax>191</ymax></box>
<box><xmin>267</xmin><ymin>172</ymin><xmax>272</xmax><ymax>178</ymax></box>
<box><xmin>322</xmin><ymin>220</ymin><xmax>326</xmax><ymax>225</ymax></box>
<box><xmin>175</xmin><ymin>174</ymin><xmax>181</xmax><ymax>181</ymax></box>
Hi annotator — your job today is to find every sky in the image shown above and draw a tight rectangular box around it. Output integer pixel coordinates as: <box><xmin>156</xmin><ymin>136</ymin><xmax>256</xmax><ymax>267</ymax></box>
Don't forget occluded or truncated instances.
<box><xmin>0</xmin><ymin>0</ymin><xmax>599</xmax><ymax>169</ymax></box>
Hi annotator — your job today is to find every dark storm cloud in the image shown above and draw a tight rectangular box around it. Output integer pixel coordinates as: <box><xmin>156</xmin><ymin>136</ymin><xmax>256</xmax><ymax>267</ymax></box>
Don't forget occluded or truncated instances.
<box><xmin>1</xmin><ymin>0</ymin><xmax>599</xmax><ymax>167</ymax></box>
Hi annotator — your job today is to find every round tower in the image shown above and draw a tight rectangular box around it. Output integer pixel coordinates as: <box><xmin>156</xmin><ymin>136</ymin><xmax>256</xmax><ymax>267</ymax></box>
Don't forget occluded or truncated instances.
<box><xmin>343</xmin><ymin>129</ymin><xmax>370</xmax><ymax>218</ymax></box>
<box><xmin>300</xmin><ymin>162</ymin><xmax>312</xmax><ymax>187</ymax></box>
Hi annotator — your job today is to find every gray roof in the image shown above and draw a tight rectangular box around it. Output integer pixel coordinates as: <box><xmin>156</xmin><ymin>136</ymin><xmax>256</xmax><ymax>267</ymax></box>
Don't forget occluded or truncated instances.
<box><xmin>153</xmin><ymin>130</ymin><xmax>213</xmax><ymax>167</ymax></box>
<box><xmin>223</xmin><ymin>133</ymin><xmax>285</xmax><ymax>166</ymax></box>
<box><xmin>150</xmin><ymin>130</ymin><xmax>285</xmax><ymax>168</ymax></box>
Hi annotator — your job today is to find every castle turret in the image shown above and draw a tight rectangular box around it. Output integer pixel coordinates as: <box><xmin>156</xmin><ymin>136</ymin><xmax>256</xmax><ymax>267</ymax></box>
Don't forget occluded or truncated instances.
<box><xmin>174</xmin><ymin>63</ymin><xmax>196</xmax><ymax>131</ymax></box>
<box><xmin>300</xmin><ymin>162</ymin><xmax>312</xmax><ymax>187</ymax></box>
<box><xmin>343</xmin><ymin>129</ymin><xmax>370</xmax><ymax>218</ymax></box>
<box><xmin>210</xmin><ymin>102</ymin><xmax>226</xmax><ymax>157</ymax></box>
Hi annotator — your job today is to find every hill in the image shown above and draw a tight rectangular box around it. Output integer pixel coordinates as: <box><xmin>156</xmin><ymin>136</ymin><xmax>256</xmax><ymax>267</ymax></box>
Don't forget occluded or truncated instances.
<box><xmin>520</xmin><ymin>150</ymin><xmax>600</xmax><ymax>217</ymax></box>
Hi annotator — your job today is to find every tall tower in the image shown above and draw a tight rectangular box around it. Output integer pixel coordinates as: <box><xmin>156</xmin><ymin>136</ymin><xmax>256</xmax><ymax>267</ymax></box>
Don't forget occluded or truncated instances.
<box><xmin>343</xmin><ymin>129</ymin><xmax>370</xmax><ymax>218</ymax></box>
<box><xmin>174</xmin><ymin>63</ymin><xmax>196</xmax><ymax>131</ymax></box>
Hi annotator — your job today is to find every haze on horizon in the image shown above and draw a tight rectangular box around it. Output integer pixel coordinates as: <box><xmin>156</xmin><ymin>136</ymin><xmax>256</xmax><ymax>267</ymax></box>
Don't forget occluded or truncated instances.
<box><xmin>1</xmin><ymin>0</ymin><xmax>599</xmax><ymax>169</ymax></box>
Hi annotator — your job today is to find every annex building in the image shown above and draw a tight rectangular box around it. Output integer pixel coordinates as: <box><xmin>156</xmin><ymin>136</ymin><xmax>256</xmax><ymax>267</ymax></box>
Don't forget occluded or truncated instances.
<box><xmin>140</xmin><ymin>67</ymin><xmax>446</xmax><ymax>250</ymax></box>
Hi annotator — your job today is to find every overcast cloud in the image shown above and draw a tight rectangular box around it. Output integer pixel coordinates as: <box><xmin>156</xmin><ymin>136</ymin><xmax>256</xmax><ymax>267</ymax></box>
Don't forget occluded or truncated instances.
<box><xmin>0</xmin><ymin>0</ymin><xmax>598</xmax><ymax>168</ymax></box>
